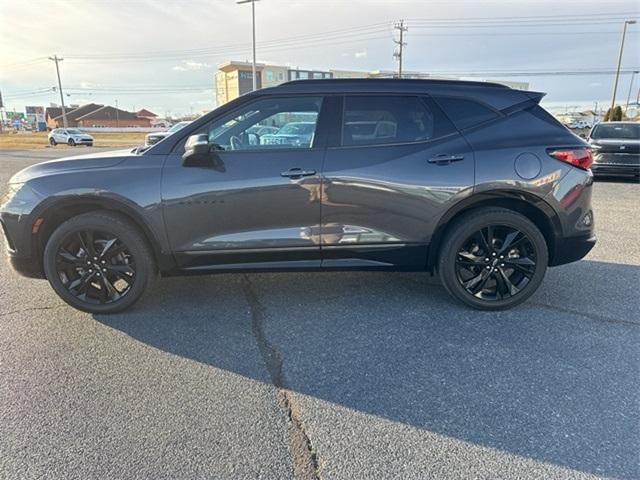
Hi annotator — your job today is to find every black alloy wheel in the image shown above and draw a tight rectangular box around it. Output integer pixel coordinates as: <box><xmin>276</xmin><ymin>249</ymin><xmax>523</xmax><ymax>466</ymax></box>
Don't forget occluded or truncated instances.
<box><xmin>49</xmin><ymin>138</ymin><xmax>56</xmax><ymax>146</ymax></box>
<box><xmin>54</xmin><ymin>230</ymin><xmax>136</xmax><ymax>305</ymax></box>
<box><xmin>455</xmin><ymin>225</ymin><xmax>536</xmax><ymax>301</ymax></box>
<box><xmin>68</xmin><ymin>138</ymin><xmax>76</xmax><ymax>146</ymax></box>
<box><xmin>44</xmin><ymin>211</ymin><xmax>156</xmax><ymax>314</ymax></box>
<box><xmin>439</xmin><ymin>208</ymin><xmax>548</xmax><ymax>310</ymax></box>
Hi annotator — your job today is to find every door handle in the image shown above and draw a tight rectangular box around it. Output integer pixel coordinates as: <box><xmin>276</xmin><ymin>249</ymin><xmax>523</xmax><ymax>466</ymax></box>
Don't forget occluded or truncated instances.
<box><xmin>281</xmin><ymin>168</ymin><xmax>317</xmax><ymax>178</ymax></box>
<box><xmin>428</xmin><ymin>153</ymin><xmax>465</xmax><ymax>165</ymax></box>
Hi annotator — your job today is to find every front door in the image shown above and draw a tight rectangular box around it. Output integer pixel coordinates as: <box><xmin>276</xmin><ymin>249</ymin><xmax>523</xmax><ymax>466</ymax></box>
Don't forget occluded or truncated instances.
<box><xmin>321</xmin><ymin>94</ymin><xmax>475</xmax><ymax>268</ymax></box>
<box><xmin>162</xmin><ymin>96</ymin><xmax>327</xmax><ymax>270</ymax></box>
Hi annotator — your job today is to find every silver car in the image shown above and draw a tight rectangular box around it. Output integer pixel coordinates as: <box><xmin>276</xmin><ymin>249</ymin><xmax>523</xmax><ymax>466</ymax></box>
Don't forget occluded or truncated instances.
<box><xmin>48</xmin><ymin>128</ymin><xmax>94</xmax><ymax>147</ymax></box>
<box><xmin>145</xmin><ymin>121</ymin><xmax>190</xmax><ymax>146</ymax></box>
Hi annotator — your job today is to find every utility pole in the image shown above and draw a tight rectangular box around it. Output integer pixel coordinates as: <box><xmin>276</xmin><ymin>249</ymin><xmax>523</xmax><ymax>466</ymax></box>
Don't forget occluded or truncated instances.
<box><xmin>237</xmin><ymin>0</ymin><xmax>259</xmax><ymax>91</ymax></box>
<box><xmin>608</xmin><ymin>20</ymin><xmax>636</xmax><ymax>121</ymax></box>
<box><xmin>393</xmin><ymin>20</ymin><xmax>408</xmax><ymax>78</ymax></box>
<box><xmin>48</xmin><ymin>55</ymin><xmax>68</xmax><ymax>128</ymax></box>
<box><xmin>115</xmin><ymin>99</ymin><xmax>119</xmax><ymax>128</ymax></box>
<box><xmin>624</xmin><ymin>70</ymin><xmax>639</xmax><ymax>114</ymax></box>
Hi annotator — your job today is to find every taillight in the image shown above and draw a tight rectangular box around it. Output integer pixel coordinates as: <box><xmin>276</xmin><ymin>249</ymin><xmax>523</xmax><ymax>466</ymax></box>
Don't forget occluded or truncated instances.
<box><xmin>547</xmin><ymin>148</ymin><xmax>593</xmax><ymax>170</ymax></box>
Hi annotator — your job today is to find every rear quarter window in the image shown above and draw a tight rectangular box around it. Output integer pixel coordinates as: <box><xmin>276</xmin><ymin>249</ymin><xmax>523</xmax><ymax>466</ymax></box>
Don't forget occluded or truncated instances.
<box><xmin>434</xmin><ymin>96</ymin><xmax>501</xmax><ymax>130</ymax></box>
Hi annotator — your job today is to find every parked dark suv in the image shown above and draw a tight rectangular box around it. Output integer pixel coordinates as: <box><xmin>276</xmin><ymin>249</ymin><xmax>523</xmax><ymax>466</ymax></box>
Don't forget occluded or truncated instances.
<box><xmin>0</xmin><ymin>79</ymin><xmax>596</xmax><ymax>313</ymax></box>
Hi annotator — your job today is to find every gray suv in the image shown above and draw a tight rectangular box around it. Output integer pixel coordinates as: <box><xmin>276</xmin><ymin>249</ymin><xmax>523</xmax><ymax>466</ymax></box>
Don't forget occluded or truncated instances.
<box><xmin>0</xmin><ymin>79</ymin><xmax>596</xmax><ymax>313</ymax></box>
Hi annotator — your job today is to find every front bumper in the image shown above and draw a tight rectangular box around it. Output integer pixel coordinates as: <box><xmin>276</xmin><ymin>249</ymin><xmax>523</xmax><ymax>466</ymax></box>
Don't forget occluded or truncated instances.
<box><xmin>551</xmin><ymin>233</ymin><xmax>597</xmax><ymax>266</ymax></box>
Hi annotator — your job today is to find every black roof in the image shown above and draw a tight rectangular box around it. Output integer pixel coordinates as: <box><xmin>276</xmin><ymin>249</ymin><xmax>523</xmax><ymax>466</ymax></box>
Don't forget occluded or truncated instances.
<box><xmin>253</xmin><ymin>78</ymin><xmax>542</xmax><ymax>112</ymax></box>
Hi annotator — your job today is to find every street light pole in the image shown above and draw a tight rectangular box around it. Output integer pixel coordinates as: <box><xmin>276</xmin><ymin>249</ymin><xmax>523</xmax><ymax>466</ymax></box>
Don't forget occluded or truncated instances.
<box><xmin>237</xmin><ymin>0</ymin><xmax>259</xmax><ymax>91</ymax></box>
<box><xmin>608</xmin><ymin>20</ymin><xmax>636</xmax><ymax>121</ymax></box>
<box><xmin>624</xmin><ymin>70</ymin><xmax>639</xmax><ymax>114</ymax></box>
<box><xmin>48</xmin><ymin>55</ymin><xmax>68</xmax><ymax>128</ymax></box>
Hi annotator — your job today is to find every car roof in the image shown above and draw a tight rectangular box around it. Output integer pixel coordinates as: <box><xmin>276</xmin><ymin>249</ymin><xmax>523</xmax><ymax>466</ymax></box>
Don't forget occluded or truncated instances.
<box><xmin>250</xmin><ymin>78</ymin><xmax>542</xmax><ymax>112</ymax></box>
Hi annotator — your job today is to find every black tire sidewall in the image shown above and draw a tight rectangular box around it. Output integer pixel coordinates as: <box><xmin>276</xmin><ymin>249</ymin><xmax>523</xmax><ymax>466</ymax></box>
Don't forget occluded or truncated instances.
<box><xmin>68</xmin><ymin>139</ymin><xmax>75</xmax><ymax>146</ymax></box>
<box><xmin>43</xmin><ymin>214</ymin><xmax>154</xmax><ymax>314</ymax></box>
<box><xmin>439</xmin><ymin>210</ymin><xmax>548</xmax><ymax>310</ymax></box>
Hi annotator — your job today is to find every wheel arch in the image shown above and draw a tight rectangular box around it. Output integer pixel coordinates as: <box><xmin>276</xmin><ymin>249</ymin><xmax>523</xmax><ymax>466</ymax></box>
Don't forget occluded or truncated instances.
<box><xmin>30</xmin><ymin>195</ymin><xmax>169</xmax><ymax>276</ymax></box>
<box><xmin>427</xmin><ymin>190</ymin><xmax>562</xmax><ymax>271</ymax></box>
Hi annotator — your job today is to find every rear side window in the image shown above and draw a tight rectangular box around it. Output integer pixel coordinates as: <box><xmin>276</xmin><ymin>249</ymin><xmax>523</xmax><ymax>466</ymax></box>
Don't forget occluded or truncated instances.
<box><xmin>341</xmin><ymin>95</ymin><xmax>455</xmax><ymax>147</ymax></box>
<box><xmin>434</xmin><ymin>96</ymin><xmax>500</xmax><ymax>130</ymax></box>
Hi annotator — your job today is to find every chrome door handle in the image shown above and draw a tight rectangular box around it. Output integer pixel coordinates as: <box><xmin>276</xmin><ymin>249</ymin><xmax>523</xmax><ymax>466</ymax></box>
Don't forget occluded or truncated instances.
<box><xmin>281</xmin><ymin>168</ymin><xmax>317</xmax><ymax>178</ymax></box>
<box><xmin>428</xmin><ymin>153</ymin><xmax>465</xmax><ymax>165</ymax></box>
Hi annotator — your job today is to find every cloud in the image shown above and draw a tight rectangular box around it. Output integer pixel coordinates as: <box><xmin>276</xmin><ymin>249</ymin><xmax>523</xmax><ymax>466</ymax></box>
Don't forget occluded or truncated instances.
<box><xmin>172</xmin><ymin>60</ymin><xmax>211</xmax><ymax>72</ymax></box>
<box><xmin>354</xmin><ymin>49</ymin><xmax>367</xmax><ymax>59</ymax></box>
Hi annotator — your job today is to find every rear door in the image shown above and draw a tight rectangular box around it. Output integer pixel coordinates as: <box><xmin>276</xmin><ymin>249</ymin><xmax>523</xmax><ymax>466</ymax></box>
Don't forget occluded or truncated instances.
<box><xmin>320</xmin><ymin>94</ymin><xmax>474</xmax><ymax>268</ymax></box>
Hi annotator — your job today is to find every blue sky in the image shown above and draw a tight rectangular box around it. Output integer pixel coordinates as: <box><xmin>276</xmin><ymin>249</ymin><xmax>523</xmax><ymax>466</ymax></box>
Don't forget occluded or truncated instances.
<box><xmin>1</xmin><ymin>0</ymin><xmax>639</xmax><ymax>116</ymax></box>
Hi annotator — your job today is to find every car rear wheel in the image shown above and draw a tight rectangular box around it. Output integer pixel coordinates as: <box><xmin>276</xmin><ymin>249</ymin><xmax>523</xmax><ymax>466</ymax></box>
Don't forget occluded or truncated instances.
<box><xmin>43</xmin><ymin>211</ymin><xmax>157</xmax><ymax>314</ymax></box>
<box><xmin>68</xmin><ymin>138</ymin><xmax>76</xmax><ymax>146</ymax></box>
<box><xmin>438</xmin><ymin>208</ymin><xmax>548</xmax><ymax>310</ymax></box>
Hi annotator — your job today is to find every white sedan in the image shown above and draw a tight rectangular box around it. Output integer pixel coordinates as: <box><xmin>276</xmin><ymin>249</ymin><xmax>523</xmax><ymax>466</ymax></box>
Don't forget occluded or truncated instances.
<box><xmin>48</xmin><ymin>128</ymin><xmax>94</xmax><ymax>147</ymax></box>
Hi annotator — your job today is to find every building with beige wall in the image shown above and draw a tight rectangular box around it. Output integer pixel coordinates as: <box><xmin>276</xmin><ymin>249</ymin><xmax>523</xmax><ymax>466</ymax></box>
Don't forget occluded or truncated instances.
<box><xmin>215</xmin><ymin>61</ymin><xmax>530</xmax><ymax>105</ymax></box>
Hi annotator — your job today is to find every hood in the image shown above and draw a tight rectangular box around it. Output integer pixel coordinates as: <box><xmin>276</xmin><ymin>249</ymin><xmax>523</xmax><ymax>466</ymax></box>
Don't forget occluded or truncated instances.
<box><xmin>10</xmin><ymin>149</ymin><xmax>133</xmax><ymax>184</ymax></box>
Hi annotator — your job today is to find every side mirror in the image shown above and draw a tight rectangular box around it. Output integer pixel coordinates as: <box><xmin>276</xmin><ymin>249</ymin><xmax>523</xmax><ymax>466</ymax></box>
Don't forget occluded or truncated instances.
<box><xmin>182</xmin><ymin>134</ymin><xmax>212</xmax><ymax>166</ymax></box>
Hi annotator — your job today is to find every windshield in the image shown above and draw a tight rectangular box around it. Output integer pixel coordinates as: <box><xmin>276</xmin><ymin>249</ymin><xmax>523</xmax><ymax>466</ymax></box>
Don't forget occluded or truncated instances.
<box><xmin>277</xmin><ymin>123</ymin><xmax>315</xmax><ymax>135</ymax></box>
<box><xmin>67</xmin><ymin>129</ymin><xmax>82</xmax><ymax>134</ymax></box>
<box><xmin>591</xmin><ymin>123</ymin><xmax>640</xmax><ymax>140</ymax></box>
<box><xmin>168</xmin><ymin>122</ymin><xmax>189</xmax><ymax>133</ymax></box>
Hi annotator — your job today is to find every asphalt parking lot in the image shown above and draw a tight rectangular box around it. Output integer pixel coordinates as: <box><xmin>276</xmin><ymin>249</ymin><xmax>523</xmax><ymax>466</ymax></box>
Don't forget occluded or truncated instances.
<box><xmin>0</xmin><ymin>148</ymin><xmax>638</xmax><ymax>480</ymax></box>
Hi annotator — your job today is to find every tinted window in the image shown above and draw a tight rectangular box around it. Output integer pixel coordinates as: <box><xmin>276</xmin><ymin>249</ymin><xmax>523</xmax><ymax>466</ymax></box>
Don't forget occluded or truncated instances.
<box><xmin>435</xmin><ymin>96</ymin><xmax>500</xmax><ymax>130</ymax></box>
<box><xmin>203</xmin><ymin>96</ymin><xmax>323</xmax><ymax>151</ymax></box>
<box><xmin>591</xmin><ymin>123</ymin><xmax>640</xmax><ymax>140</ymax></box>
<box><xmin>341</xmin><ymin>96</ymin><xmax>454</xmax><ymax>146</ymax></box>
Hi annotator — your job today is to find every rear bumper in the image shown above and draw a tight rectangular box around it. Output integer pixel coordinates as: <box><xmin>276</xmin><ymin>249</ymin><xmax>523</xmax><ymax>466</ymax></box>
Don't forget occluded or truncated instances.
<box><xmin>592</xmin><ymin>163</ymin><xmax>639</xmax><ymax>178</ymax></box>
<box><xmin>550</xmin><ymin>233</ymin><xmax>596</xmax><ymax>266</ymax></box>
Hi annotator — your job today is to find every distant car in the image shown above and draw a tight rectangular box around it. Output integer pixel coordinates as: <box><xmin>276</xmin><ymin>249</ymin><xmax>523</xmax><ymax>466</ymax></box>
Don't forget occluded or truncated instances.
<box><xmin>261</xmin><ymin>121</ymin><xmax>316</xmax><ymax>147</ymax></box>
<box><xmin>145</xmin><ymin>121</ymin><xmax>190</xmax><ymax>146</ymax></box>
<box><xmin>48</xmin><ymin>128</ymin><xmax>94</xmax><ymax>147</ymax></box>
<box><xmin>588</xmin><ymin>121</ymin><xmax>640</xmax><ymax>179</ymax></box>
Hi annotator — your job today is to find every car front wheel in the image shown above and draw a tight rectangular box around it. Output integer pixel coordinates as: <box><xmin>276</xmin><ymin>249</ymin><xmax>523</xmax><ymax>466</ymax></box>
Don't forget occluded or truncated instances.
<box><xmin>438</xmin><ymin>208</ymin><xmax>548</xmax><ymax>310</ymax></box>
<box><xmin>49</xmin><ymin>138</ymin><xmax>56</xmax><ymax>146</ymax></box>
<box><xmin>68</xmin><ymin>138</ymin><xmax>76</xmax><ymax>146</ymax></box>
<box><xmin>43</xmin><ymin>211</ymin><xmax>156</xmax><ymax>314</ymax></box>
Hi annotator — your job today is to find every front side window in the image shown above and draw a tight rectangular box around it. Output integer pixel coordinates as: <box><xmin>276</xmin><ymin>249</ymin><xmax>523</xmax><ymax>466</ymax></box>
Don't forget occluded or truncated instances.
<box><xmin>202</xmin><ymin>96</ymin><xmax>323</xmax><ymax>151</ymax></box>
<box><xmin>341</xmin><ymin>95</ymin><xmax>455</xmax><ymax>147</ymax></box>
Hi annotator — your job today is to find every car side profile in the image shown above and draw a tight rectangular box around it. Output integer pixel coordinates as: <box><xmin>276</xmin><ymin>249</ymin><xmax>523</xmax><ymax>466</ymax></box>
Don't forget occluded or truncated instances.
<box><xmin>48</xmin><ymin>128</ymin><xmax>94</xmax><ymax>147</ymax></box>
<box><xmin>1</xmin><ymin>79</ymin><xmax>596</xmax><ymax>313</ymax></box>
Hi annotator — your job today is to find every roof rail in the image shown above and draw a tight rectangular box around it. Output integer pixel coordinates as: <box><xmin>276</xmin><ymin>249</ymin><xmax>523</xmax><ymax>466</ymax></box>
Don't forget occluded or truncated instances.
<box><xmin>281</xmin><ymin>78</ymin><xmax>510</xmax><ymax>89</ymax></box>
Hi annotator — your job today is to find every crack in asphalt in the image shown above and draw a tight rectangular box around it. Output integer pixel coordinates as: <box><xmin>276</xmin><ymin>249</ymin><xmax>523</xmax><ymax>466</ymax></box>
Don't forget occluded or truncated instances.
<box><xmin>241</xmin><ymin>275</ymin><xmax>320</xmax><ymax>480</ymax></box>
<box><xmin>530</xmin><ymin>302</ymin><xmax>639</xmax><ymax>327</ymax></box>
<box><xmin>0</xmin><ymin>304</ymin><xmax>67</xmax><ymax>317</ymax></box>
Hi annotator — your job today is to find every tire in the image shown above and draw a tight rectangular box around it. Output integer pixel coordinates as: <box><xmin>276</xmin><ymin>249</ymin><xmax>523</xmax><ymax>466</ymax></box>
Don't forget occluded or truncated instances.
<box><xmin>438</xmin><ymin>208</ymin><xmax>548</xmax><ymax>310</ymax></box>
<box><xmin>43</xmin><ymin>211</ymin><xmax>157</xmax><ymax>314</ymax></box>
<box><xmin>49</xmin><ymin>138</ymin><xmax>56</xmax><ymax>146</ymax></box>
<box><xmin>68</xmin><ymin>138</ymin><xmax>76</xmax><ymax>146</ymax></box>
